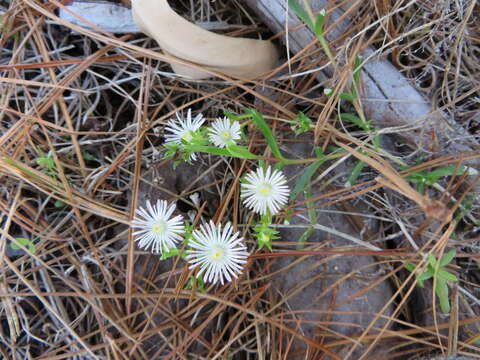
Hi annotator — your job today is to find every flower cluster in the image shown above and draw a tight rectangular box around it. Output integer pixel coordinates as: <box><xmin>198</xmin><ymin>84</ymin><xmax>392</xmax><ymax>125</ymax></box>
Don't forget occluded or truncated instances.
<box><xmin>131</xmin><ymin>108</ymin><xmax>291</xmax><ymax>286</ymax></box>
<box><xmin>131</xmin><ymin>200</ymin><xmax>250</xmax><ymax>286</ymax></box>
<box><xmin>163</xmin><ymin>109</ymin><xmax>241</xmax><ymax>162</ymax></box>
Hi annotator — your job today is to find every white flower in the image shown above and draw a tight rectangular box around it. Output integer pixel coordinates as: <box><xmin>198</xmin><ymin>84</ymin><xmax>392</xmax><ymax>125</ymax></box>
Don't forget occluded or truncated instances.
<box><xmin>131</xmin><ymin>200</ymin><xmax>185</xmax><ymax>254</ymax></box>
<box><xmin>187</xmin><ymin>221</ymin><xmax>249</xmax><ymax>285</ymax></box>
<box><xmin>208</xmin><ymin>117</ymin><xmax>241</xmax><ymax>148</ymax></box>
<box><xmin>241</xmin><ymin>166</ymin><xmax>290</xmax><ymax>215</ymax></box>
<box><xmin>164</xmin><ymin>108</ymin><xmax>205</xmax><ymax>160</ymax></box>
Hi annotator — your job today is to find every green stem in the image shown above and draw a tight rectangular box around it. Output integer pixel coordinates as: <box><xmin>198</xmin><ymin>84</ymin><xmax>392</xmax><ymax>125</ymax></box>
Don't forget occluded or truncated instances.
<box><xmin>318</xmin><ymin>35</ymin><xmax>335</xmax><ymax>65</ymax></box>
<box><xmin>278</xmin><ymin>152</ymin><xmax>343</xmax><ymax>165</ymax></box>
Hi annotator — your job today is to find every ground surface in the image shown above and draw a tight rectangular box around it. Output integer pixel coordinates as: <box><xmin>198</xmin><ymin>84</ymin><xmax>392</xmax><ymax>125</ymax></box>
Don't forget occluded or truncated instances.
<box><xmin>0</xmin><ymin>0</ymin><xmax>479</xmax><ymax>359</ymax></box>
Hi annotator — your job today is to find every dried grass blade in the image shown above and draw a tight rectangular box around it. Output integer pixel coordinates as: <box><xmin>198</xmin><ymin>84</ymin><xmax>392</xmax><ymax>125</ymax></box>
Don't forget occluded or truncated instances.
<box><xmin>0</xmin><ymin>157</ymin><xmax>129</xmax><ymax>224</ymax></box>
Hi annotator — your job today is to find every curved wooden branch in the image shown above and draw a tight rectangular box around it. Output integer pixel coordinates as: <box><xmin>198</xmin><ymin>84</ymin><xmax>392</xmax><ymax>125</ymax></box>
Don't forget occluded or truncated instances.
<box><xmin>131</xmin><ymin>0</ymin><xmax>279</xmax><ymax>79</ymax></box>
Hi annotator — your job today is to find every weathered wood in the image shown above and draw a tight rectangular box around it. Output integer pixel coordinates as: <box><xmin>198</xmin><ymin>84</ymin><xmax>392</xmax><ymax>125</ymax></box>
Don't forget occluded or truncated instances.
<box><xmin>245</xmin><ymin>0</ymin><xmax>478</xmax><ymax>157</ymax></box>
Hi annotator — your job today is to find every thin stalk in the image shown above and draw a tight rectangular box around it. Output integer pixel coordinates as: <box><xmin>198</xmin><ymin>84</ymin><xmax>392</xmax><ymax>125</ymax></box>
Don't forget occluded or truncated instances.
<box><xmin>317</xmin><ymin>35</ymin><xmax>335</xmax><ymax>65</ymax></box>
<box><xmin>302</xmin><ymin>0</ymin><xmax>316</xmax><ymax>25</ymax></box>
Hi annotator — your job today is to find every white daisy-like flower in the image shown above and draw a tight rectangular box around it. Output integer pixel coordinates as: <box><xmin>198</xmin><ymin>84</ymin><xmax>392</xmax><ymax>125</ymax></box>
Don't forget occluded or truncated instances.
<box><xmin>241</xmin><ymin>166</ymin><xmax>290</xmax><ymax>215</ymax></box>
<box><xmin>208</xmin><ymin>117</ymin><xmax>241</xmax><ymax>148</ymax></box>
<box><xmin>164</xmin><ymin>108</ymin><xmax>205</xmax><ymax>160</ymax></box>
<box><xmin>186</xmin><ymin>221</ymin><xmax>249</xmax><ymax>285</ymax></box>
<box><xmin>131</xmin><ymin>200</ymin><xmax>185</xmax><ymax>254</ymax></box>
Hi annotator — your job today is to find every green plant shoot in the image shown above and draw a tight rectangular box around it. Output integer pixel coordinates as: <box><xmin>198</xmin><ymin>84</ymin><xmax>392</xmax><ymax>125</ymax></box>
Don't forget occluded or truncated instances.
<box><xmin>405</xmin><ymin>249</ymin><xmax>458</xmax><ymax>313</ymax></box>
<box><xmin>11</xmin><ymin>237</ymin><xmax>37</xmax><ymax>254</ymax></box>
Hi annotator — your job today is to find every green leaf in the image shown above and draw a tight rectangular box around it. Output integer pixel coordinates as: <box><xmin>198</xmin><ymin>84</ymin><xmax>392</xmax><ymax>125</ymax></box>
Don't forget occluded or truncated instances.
<box><xmin>10</xmin><ymin>237</ymin><xmax>36</xmax><ymax>254</ymax></box>
<box><xmin>254</xmin><ymin>220</ymin><xmax>278</xmax><ymax>252</ymax></box>
<box><xmin>409</xmin><ymin>165</ymin><xmax>469</xmax><ymax>186</ymax></box>
<box><xmin>404</xmin><ymin>263</ymin><xmax>415</xmax><ymax>272</ymax></box>
<box><xmin>224</xmin><ymin>110</ymin><xmax>243</xmax><ymax>121</ymax></box>
<box><xmin>372</xmin><ymin>133</ymin><xmax>381</xmax><ymax>150</ymax></box>
<box><xmin>290</xmin><ymin>146</ymin><xmax>329</xmax><ymax>202</ymax></box>
<box><xmin>245</xmin><ymin>108</ymin><xmax>284</xmax><ymax>160</ymax></box>
<box><xmin>82</xmin><ymin>151</ymin><xmax>95</xmax><ymax>161</ymax></box>
<box><xmin>435</xmin><ymin>278</ymin><xmax>450</xmax><ymax>313</ymax></box>
<box><xmin>345</xmin><ymin>160</ymin><xmax>366</xmax><ymax>187</ymax></box>
<box><xmin>438</xmin><ymin>269</ymin><xmax>458</xmax><ymax>282</ymax></box>
<box><xmin>160</xmin><ymin>247</ymin><xmax>182</xmax><ymax>260</ymax></box>
<box><xmin>314</xmin><ymin>9</ymin><xmax>326</xmax><ymax>37</ymax></box>
<box><xmin>226</xmin><ymin>144</ymin><xmax>258</xmax><ymax>160</ymax></box>
<box><xmin>10</xmin><ymin>237</ymin><xmax>27</xmax><ymax>250</ymax></box>
<box><xmin>404</xmin><ymin>165</ymin><xmax>467</xmax><ymax>187</ymax></box>
<box><xmin>258</xmin><ymin>235</ymin><xmax>273</xmax><ymax>251</ymax></box>
<box><xmin>316</xmin><ymin>29</ymin><xmax>334</xmax><ymax>63</ymax></box>
<box><xmin>427</xmin><ymin>253</ymin><xmax>437</xmax><ymax>268</ymax></box>
<box><xmin>405</xmin><ymin>172</ymin><xmax>427</xmax><ymax>184</ymax></box>
<box><xmin>298</xmin><ymin>227</ymin><xmax>315</xmax><ymax>246</ymax></box>
<box><xmin>314</xmin><ymin>146</ymin><xmax>325</xmax><ymax>158</ymax></box>
<box><xmin>305</xmin><ymin>188</ymin><xmax>317</xmax><ymax>224</ymax></box>
<box><xmin>439</xmin><ymin>249</ymin><xmax>456</xmax><ymax>267</ymax></box>
<box><xmin>339</xmin><ymin>92</ymin><xmax>356</xmax><ymax>102</ymax></box>
<box><xmin>186</xmin><ymin>145</ymin><xmax>231</xmax><ymax>157</ymax></box>
<box><xmin>417</xmin><ymin>269</ymin><xmax>433</xmax><ymax>281</ymax></box>
<box><xmin>54</xmin><ymin>200</ymin><xmax>65</xmax><ymax>208</ymax></box>
<box><xmin>185</xmin><ymin>275</ymin><xmax>205</xmax><ymax>292</ymax></box>
<box><xmin>290</xmin><ymin>160</ymin><xmax>325</xmax><ymax>201</ymax></box>
<box><xmin>426</xmin><ymin>165</ymin><xmax>465</xmax><ymax>182</ymax></box>
<box><xmin>288</xmin><ymin>0</ymin><xmax>314</xmax><ymax>30</ymax></box>
<box><xmin>36</xmin><ymin>156</ymin><xmax>55</xmax><ymax>170</ymax></box>
<box><xmin>292</xmin><ymin>111</ymin><xmax>312</xmax><ymax>135</ymax></box>
<box><xmin>353</xmin><ymin>55</ymin><xmax>363</xmax><ymax>86</ymax></box>
<box><xmin>297</xmin><ymin>187</ymin><xmax>317</xmax><ymax>248</ymax></box>
<box><xmin>339</xmin><ymin>113</ymin><xmax>370</xmax><ymax>131</ymax></box>
<box><xmin>417</xmin><ymin>181</ymin><xmax>425</xmax><ymax>194</ymax></box>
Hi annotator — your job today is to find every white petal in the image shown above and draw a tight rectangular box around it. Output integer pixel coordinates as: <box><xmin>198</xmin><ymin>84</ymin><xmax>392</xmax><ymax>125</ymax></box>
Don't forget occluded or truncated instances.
<box><xmin>130</xmin><ymin>200</ymin><xmax>185</xmax><ymax>255</ymax></box>
<box><xmin>164</xmin><ymin>108</ymin><xmax>205</xmax><ymax>161</ymax></box>
<box><xmin>186</xmin><ymin>221</ymin><xmax>249</xmax><ymax>285</ymax></box>
<box><xmin>240</xmin><ymin>166</ymin><xmax>290</xmax><ymax>215</ymax></box>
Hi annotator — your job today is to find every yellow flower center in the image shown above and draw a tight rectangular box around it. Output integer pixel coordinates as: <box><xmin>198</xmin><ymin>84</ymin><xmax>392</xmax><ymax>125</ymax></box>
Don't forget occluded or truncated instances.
<box><xmin>222</xmin><ymin>131</ymin><xmax>230</xmax><ymax>139</ymax></box>
<box><xmin>212</xmin><ymin>247</ymin><xmax>224</xmax><ymax>260</ymax></box>
<box><xmin>258</xmin><ymin>184</ymin><xmax>272</xmax><ymax>196</ymax></box>
<box><xmin>152</xmin><ymin>221</ymin><xmax>166</xmax><ymax>234</ymax></box>
<box><xmin>181</xmin><ymin>131</ymin><xmax>193</xmax><ymax>142</ymax></box>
